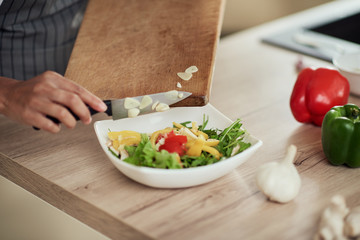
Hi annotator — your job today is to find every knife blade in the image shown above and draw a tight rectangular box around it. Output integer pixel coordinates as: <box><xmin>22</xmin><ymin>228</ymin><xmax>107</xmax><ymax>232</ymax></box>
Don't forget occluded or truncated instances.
<box><xmin>109</xmin><ymin>91</ymin><xmax>192</xmax><ymax>120</ymax></box>
<box><xmin>34</xmin><ymin>91</ymin><xmax>191</xmax><ymax>129</ymax></box>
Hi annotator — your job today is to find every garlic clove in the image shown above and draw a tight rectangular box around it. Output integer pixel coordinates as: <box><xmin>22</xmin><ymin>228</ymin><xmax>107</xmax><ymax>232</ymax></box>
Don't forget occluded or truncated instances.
<box><xmin>165</xmin><ymin>90</ymin><xmax>179</xmax><ymax>101</ymax></box>
<box><xmin>139</xmin><ymin>95</ymin><xmax>153</xmax><ymax>110</ymax></box>
<box><xmin>128</xmin><ymin>108</ymin><xmax>140</xmax><ymax>118</ymax></box>
<box><xmin>124</xmin><ymin>97</ymin><xmax>140</xmax><ymax>109</ymax></box>
<box><xmin>155</xmin><ymin>103</ymin><xmax>170</xmax><ymax>112</ymax></box>
<box><xmin>152</xmin><ymin>100</ymin><xmax>159</xmax><ymax>110</ymax></box>
<box><xmin>255</xmin><ymin>144</ymin><xmax>301</xmax><ymax>203</ymax></box>
<box><xmin>177</xmin><ymin>72</ymin><xmax>192</xmax><ymax>81</ymax></box>
<box><xmin>119</xmin><ymin>147</ymin><xmax>129</xmax><ymax>161</ymax></box>
<box><xmin>176</xmin><ymin>82</ymin><xmax>182</xmax><ymax>88</ymax></box>
<box><xmin>231</xmin><ymin>144</ymin><xmax>240</xmax><ymax>156</ymax></box>
<box><xmin>185</xmin><ymin>66</ymin><xmax>198</xmax><ymax>73</ymax></box>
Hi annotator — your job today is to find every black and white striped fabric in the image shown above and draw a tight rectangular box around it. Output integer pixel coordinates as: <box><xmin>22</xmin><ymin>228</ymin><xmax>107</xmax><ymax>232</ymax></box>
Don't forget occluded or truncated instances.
<box><xmin>0</xmin><ymin>0</ymin><xmax>88</xmax><ymax>80</ymax></box>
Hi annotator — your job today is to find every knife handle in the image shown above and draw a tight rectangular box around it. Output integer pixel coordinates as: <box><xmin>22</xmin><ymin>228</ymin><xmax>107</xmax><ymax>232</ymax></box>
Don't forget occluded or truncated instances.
<box><xmin>33</xmin><ymin>100</ymin><xmax>112</xmax><ymax>130</ymax></box>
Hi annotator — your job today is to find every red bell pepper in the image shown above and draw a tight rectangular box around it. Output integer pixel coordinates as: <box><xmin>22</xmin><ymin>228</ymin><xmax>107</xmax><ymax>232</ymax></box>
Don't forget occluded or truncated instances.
<box><xmin>290</xmin><ymin>67</ymin><xmax>349</xmax><ymax>126</ymax></box>
<box><xmin>157</xmin><ymin>131</ymin><xmax>187</xmax><ymax>156</ymax></box>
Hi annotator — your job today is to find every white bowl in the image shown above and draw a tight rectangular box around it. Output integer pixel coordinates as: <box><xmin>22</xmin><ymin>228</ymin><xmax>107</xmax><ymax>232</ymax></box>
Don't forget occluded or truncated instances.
<box><xmin>333</xmin><ymin>52</ymin><xmax>360</xmax><ymax>96</ymax></box>
<box><xmin>94</xmin><ymin>104</ymin><xmax>262</xmax><ymax>188</ymax></box>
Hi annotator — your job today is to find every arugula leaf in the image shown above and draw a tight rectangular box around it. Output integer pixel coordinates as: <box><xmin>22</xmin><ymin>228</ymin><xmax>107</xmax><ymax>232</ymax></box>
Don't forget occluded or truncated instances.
<box><xmin>181</xmin><ymin>152</ymin><xmax>220</xmax><ymax>168</ymax></box>
<box><xmin>198</xmin><ymin>115</ymin><xmax>209</xmax><ymax>131</ymax></box>
<box><xmin>176</xmin><ymin>121</ymin><xmax>192</xmax><ymax>128</ymax></box>
<box><xmin>215</xmin><ymin>119</ymin><xmax>250</xmax><ymax>158</ymax></box>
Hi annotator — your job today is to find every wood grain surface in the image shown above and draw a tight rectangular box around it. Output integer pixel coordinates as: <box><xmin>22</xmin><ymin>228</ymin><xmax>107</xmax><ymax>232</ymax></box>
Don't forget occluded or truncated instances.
<box><xmin>1</xmin><ymin>1</ymin><xmax>360</xmax><ymax>239</ymax></box>
<box><xmin>65</xmin><ymin>0</ymin><xmax>225</xmax><ymax>106</ymax></box>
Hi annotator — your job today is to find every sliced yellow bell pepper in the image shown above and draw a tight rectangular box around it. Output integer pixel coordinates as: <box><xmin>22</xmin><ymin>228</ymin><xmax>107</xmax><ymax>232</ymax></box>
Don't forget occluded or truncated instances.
<box><xmin>202</xmin><ymin>145</ymin><xmax>221</xmax><ymax>160</ymax></box>
<box><xmin>150</xmin><ymin>127</ymin><xmax>173</xmax><ymax>148</ymax></box>
<box><xmin>204</xmin><ymin>139</ymin><xmax>219</xmax><ymax>147</ymax></box>
<box><xmin>186</xmin><ymin>138</ymin><xmax>205</xmax><ymax>157</ymax></box>
<box><xmin>108</xmin><ymin>130</ymin><xmax>140</xmax><ymax>140</ymax></box>
<box><xmin>108</xmin><ymin>130</ymin><xmax>141</xmax><ymax>150</ymax></box>
<box><xmin>195</xmin><ymin>131</ymin><xmax>209</xmax><ymax>140</ymax></box>
<box><xmin>120</xmin><ymin>136</ymin><xmax>141</xmax><ymax>146</ymax></box>
<box><xmin>185</xmin><ymin>139</ymin><xmax>195</xmax><ymax>148</ymax></box>
<box><xmin>187</xmin><ymin>139</ymin><xmax>219</xmax><ymax>147</ymax></box>
<box><xmin>112</xmin><ymin>139</ymin><xmax>120</xmax><ymax>150</ymax></box>
<box><xmin>172</xmin><ymin>122</ymin><xmax>184</xmax><ymax>129</ymax></box>
<box><xmin>185</xmin><ymin>137</ymin><xmax>220</xmax><ymax>159</ymax></box>
<box><xmin>191</xmin><ymin>122</ymin><xmax>198</xmax><ymax>131</ymax></box>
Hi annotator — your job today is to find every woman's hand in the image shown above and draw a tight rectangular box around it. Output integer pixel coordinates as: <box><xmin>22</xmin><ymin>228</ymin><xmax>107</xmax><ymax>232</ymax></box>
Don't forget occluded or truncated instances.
<box><xmin>0</xmin><ymin>71</ymin><xmax>107</xmax><ymax>133</ymax></box>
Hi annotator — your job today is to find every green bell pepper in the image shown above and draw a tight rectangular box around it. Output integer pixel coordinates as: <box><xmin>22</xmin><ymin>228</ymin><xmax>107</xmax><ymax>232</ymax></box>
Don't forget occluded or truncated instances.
<box><xmin>321</xmin><ymin>103</ymin><xmax>360</xmax><ymax>168</ymax></box>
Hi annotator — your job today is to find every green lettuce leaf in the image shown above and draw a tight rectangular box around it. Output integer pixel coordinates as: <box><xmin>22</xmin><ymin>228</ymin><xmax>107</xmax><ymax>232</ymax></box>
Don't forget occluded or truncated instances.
<box><xmin>124</xmin><ymin>134</ymin><xmax>182</xmax><ymax>169</ymax></box>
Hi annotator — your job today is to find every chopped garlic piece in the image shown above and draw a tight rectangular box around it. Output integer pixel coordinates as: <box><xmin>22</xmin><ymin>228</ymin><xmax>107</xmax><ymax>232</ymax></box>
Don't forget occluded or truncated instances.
<box><xmin>178</xmin><ymin>127</ymin><xmax>197</xmax><ymax>141</ymax></box>
<box><xmin>178</xmin><ymin>92</ymin><xmax>183</xmax><ymax>98</ymax></box>
<box><xmin>119</xmin><ymin>148</ymin><xmax>129</xmax><ymax>161</ymax></box>
<box><xmin>231</xmin><ymin>144</ymin><xmax>240</xmax><ymax>156</ymax></box>
<box><xmin>155</xmin><ymin>103</ymin><xmax>170</xmax><ymax>112</ymax></box>
<box><xmin>139</xmin><ymin>95</ymin><xmax>153</xmax><ymax>109</ymax></box>
<box><xmin>185</xmin><ymin>66</ymin><xmax>198</xmax><ymax>73</ymax></box>
<box><xmin>155</xmin><ymin>137</ymin><xmax>166</xmax><ymax>151</ymax></box>
<box><xmin>152</xmin><ymin>100</ymin><xmax>159</xmax><ymax>110</ymax></box>
<box><xmin>128</xmin><ymin>108</ymin><xmax>140</xmax><ymax>118</ymax></box>
<box><xmin>106</xmin><ymin>140</ymin><xmax>112</xmax><ymax>147</ymax></box>
<box><xmin>124</xmin><ymin>97</ymin><xmax>140</xmax><ymax>109</ymax></box>
<box><xmin>177</xmin><ymin>72</ymin><xmax>192</xmax><ymax>81</ymax></box>
<box><xmin>176</xmin><ymin>82</ymin><xmax>182</xmax><ymax>88</ymax></box>
<box><xmin>165</xmin><ymin>90</ymin><xmax>179</xmax><ymax>101</ymax></box>
<box><xmin>109</xmin><ymin>146</ymin><xmax>119</xmax><ymax>157</ymax></box>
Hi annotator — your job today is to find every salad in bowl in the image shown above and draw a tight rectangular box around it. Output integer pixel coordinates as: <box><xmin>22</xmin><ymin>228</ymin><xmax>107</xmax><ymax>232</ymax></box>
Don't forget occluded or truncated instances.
<box><xmin>94</xmin><ymin>104</ymin><xmax>262</xmax><ymax>188</ymax></box>
<box><xmin>106</xmin><ymin>116</ymin><xmax>252</xmax><ymax>169</ymax></box>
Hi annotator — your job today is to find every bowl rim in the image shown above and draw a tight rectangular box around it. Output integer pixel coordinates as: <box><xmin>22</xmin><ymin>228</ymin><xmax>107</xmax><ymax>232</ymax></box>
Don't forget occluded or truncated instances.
<box><xmin>333</xmin><ymin>52</ymin><xmax>360</xmax><ymax>74</ymax></box>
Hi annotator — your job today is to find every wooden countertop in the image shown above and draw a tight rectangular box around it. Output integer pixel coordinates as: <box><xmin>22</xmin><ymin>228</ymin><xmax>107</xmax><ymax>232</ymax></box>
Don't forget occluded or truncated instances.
<box><xmin>1</xmin><ymin>0</ymin><xmax>360</xmax><ymax>239</ymax></box>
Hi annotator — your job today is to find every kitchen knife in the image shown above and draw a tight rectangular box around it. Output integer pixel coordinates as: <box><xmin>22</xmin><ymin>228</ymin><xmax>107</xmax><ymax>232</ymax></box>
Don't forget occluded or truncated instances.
<box><xmin>104</xmin><ymin>91</ymin><xmax>192</xmax><ymax>120</ymax></box>
<box><xmin>34</xmin><ymin>91</ymin><xmax>191</xmax><ymax>129</ymax></box>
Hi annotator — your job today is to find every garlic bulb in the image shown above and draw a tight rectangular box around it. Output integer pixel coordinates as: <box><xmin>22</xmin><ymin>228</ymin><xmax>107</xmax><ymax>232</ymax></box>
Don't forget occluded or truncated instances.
<box><xmin>344</xmin><ymin>206</ymin><xmax>360</xmax><ymax>238</ymax></box>
<box><xmin>314</xmin><ymin>195</ymin><xmax>349</xmax><ymax>240</ymax></box>
<box><xmin>255</xmin><ymin>144</ymin><xmax>301</xmax><ymax>203</ymax></box>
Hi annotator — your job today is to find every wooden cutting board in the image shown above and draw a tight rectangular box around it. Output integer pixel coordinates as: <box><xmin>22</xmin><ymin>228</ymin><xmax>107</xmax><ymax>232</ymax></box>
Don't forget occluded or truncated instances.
<box><xmin>65</xmin><ymin>0</ymin><xmax>225</xmax><ymax>106</ymax></box>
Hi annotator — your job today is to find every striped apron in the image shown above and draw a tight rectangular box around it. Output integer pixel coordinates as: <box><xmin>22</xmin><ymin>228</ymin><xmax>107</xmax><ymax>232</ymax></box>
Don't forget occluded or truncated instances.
<box><xmin>0</xmin><ymin>0</ymin><xmax>88</xmax><ymax>80</ymax></box>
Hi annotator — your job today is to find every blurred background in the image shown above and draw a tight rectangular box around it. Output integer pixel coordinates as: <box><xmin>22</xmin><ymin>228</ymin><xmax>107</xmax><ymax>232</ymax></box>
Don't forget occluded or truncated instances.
<box><xmin>221</xmin><ymin>0</ymin><xmax>332</xmax><ymax>36</ymax></box>
<box><xmin>0</xmin><ymin>0</ymin><xmax>334</xmax><ymax>239</ymax></box>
